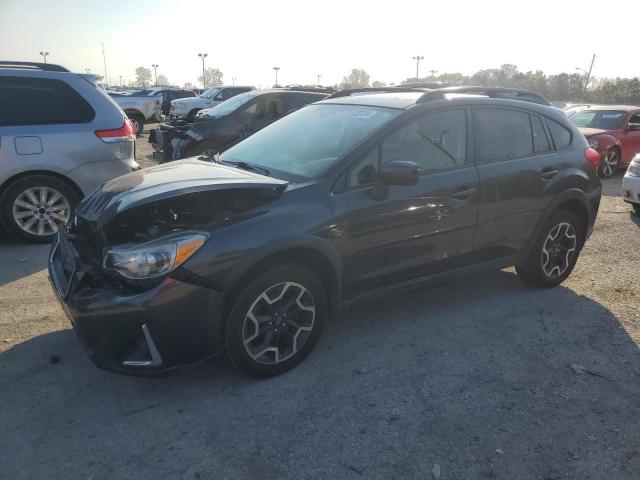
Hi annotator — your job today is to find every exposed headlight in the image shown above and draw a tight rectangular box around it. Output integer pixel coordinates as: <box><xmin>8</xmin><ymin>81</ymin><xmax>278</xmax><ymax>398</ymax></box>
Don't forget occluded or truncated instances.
<box><xmin>588</xmin><ymin>139</ymin><xmax>600</xmax><ymax>149</ymax></box>
<box><xmin>103</xmin><ymin>231</ymin><xmax>209</xmax><ymax>279</ymax></box>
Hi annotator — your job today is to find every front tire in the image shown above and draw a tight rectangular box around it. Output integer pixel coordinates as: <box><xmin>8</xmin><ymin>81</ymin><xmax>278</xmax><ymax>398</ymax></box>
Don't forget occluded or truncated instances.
<box><xmin>0</xmin><ymin>175</ymin><xmax>79</xmax><ymax>243</ymax></box>
<box><xmin>598</xmin><ymin>149</ymin><xmax>619</xmax><ymax>178</ymax></box>
<box><xmin>516</xmin><ymin>209</ymin><xmax>583</xmax><ymax>288</ymax></box>
<box><xmin>224</xmin><ymin>264</ymin><xmax>326</xmax><ymax>377</ymax></box>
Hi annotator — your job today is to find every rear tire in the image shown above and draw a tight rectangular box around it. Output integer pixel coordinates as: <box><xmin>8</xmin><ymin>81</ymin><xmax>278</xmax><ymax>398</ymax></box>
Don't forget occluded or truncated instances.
<box><xmin>224</xmin><ymin>264</ymin><xmax>326</xmax><ymax>377</ymax></box>
<box><xmin>516</xmin><ymin>209</ymin><xmax>583</xmax><ymax>288</ymax></box>
<box><xmin>598</xmin><ymin>148</ymin><xmax>619</xmax><ymax>178</ymax></box>
<box><xmin>0</xmin><ymin>175</ymin><xmax>79</xmax><ymax>243</ymax></box>
<box><xmin>127</xmin><ymin>113</ymin><xmax>145</xmax><ymax>135</ymax></box>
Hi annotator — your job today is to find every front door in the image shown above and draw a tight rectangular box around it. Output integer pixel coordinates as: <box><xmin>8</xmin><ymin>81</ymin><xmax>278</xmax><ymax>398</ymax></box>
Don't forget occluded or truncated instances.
<box><xmin>331</xmin><ymin>108</ymin><xmax>479</xmax><ymax>295</ymax></box>
<box><xmin>620</xmin><ymin>111</ymin><xmax>640</xmax><ymax>165</ymax></box>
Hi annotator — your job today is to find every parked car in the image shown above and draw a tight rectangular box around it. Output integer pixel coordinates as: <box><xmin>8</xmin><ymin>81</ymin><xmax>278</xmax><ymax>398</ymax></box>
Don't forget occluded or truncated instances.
<box><xmin>622</xmin><ymin>153</ymin><xmax>640</xmax><ymax>214</ymax></box>
<box><xmin>168</xmin><ymin>85</ymin><xmax>255</xmax><ymax>121</ymax></box>
<box><xmin>157</xmin><ymin>88</ymin><xmax>197</xmax><ymax>116</ymax></box>
<box><xmin>569</xmin><ymin>106</ymin><xmax>640</xmax><ymax>178</ymax></box>
<box><xmin>112</xmin><ymin>91</ymin><xmax>162</xmax><ymax>134</ymax></box>
<box><xmin>0</xmin><ymin>61</ymin><xmax>139</xmax><ymax>243</ymax></box>
<box><xmin>49</xmin><ymin>86</ymin><xmax>601</xmax><ymax>377</ymax></box>
<box><xmin>563</xmin><ymin>103</ymin><xmax>591</xmax><ymax>118</ymax></box>
<box><xmin>149</xmin><ymin>89</ymin><xmax>328</xmax><ymax>161</ymax></box>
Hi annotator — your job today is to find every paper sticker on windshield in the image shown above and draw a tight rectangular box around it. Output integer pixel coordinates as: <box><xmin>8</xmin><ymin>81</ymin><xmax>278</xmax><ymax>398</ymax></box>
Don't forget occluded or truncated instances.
<box><xmin>602</xmin><ymin>114</ymin><xmax>624</xmax><ymax>118</ymax></box>
<box><xmin>345</xmin><ymin>110</ymin><xmax>377</xmax><ymax>119</ymax></box>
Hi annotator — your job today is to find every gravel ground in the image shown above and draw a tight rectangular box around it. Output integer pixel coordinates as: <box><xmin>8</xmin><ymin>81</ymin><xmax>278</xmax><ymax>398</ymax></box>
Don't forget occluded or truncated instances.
<box><xmin>1</xmin><ymin>129</ymin><xmax>639</xmax><ymax>479</ymax></box>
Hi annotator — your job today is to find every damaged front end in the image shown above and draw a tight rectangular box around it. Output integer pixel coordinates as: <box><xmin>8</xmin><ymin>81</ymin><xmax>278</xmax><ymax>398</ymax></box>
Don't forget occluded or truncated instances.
<box><xmin>48</xmin><ymin>160</ymin><xmax>287</xmax><ymax>375</ymax></box>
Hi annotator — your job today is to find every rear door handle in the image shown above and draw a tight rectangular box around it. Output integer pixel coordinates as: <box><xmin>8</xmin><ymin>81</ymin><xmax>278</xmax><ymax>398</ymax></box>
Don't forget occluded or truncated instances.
<box><xmin>540</xmin><ymin>168</ymin><xmax>559</xmax><ymax>180</ymax></box>
<box><xmin>450</xmin><ymin>187</ymin><xmax>476</xmax><ymax>200</ymax></box>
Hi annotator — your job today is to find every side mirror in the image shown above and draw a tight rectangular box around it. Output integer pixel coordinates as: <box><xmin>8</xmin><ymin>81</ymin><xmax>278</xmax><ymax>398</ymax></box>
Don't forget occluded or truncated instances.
<box><xmin>378</xmin><ymin>160</ymin><xmax>421</xmax><ymax>185</ymax></box>
<box><xmin>628</xmin><ymin>122</ymin><xmax>640</xmax><ymax>131</ymax></box>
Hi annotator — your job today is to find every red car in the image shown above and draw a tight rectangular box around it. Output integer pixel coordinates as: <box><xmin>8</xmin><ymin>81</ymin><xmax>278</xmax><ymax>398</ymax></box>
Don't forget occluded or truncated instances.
<box><xmin>570</xmin><ymin>105</ymin><xmax>640</xmax><ymax>178</ymax></box>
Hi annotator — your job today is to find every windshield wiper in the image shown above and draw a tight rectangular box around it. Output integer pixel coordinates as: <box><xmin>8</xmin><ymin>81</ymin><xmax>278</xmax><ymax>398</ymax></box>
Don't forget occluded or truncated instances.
<box><xmin>217</xmin><ymin>157</ymin><xmax>271</xmax><ymax>177</ymax></box>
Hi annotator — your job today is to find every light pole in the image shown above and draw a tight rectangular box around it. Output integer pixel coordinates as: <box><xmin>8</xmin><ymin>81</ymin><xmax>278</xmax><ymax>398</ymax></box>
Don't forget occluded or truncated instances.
<box><xmin>119</xmin><ymin>75</ymin><xmax>123</xmax><ymax>87</ymax></box>
<box><xmin>84</xmin><ymin>68</ymin><xmax>90</xmax><ymax>73</ymax></box>
<box><xmin>317</xmin><ymin>74</ymin><xmax>321</xmax><ymax>86</ymax></box>
<box><xmin>198</xmin><ymin>53</ymin><xmax>208</xmax><ymax>89</ymax></box>
<box><xmin>429</xmin><ymin>69</ymin><xmax>438</xmax><ymax>80</ymax></box>
<box><xmin>412</xmin><ymin>55</ymin><xmax>423</xmax><ymax>79</ymax></box>
<box><xmin>273</xmin><ymin>66</ymin><xmax>280</xmax><ymax>87</ymax></box>
<box><xmin>232</xmin><ymin>77</ymin><xmax>236</xmax><ymax>85</ymax></box>
<box><xmin>39</xmin><ymin>51</ymin><xmax>49</xmax><ymax>64</ymax></box>
<box><xmin>576</xmin><ymin>53</ymin><xmax>596</xmax><ymax>99</ymax></box>
<box><xmin>152</xmin><ymin>64</ymin><xmax>159</xmax><ymax>86</ymax></box>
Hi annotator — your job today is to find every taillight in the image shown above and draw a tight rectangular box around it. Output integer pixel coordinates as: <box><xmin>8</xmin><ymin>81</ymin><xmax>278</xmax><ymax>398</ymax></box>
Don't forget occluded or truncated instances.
<box><xmin>95</xmin><ymin>120</ymin><xmax>136</xmax><ymax>143</ymax></box>
<box><xmin>584</xmin><ymin>148</ymin><xmax>601</xmax><ymax>169</ymax></box>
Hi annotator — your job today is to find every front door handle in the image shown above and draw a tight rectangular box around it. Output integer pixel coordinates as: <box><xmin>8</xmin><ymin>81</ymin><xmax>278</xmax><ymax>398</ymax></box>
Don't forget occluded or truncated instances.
<box><xmin>450</xmin><ymin>187</ymin><xmax>476</xmax><ymax>200</ymax></box>
<box><xmin>540</xmin><ymin>168</ymin><xmax>559</xmax><ymax>180</ymax></box>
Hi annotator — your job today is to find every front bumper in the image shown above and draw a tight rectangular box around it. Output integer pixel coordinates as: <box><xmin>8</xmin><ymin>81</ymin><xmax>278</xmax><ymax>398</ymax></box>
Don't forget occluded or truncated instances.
<box><xmin>622</xmin><ymin>173</ymin><xmax>640</xmax><ymax>205</ymax></box>
<box><xmin>48</xmin><ymin>230</ymin><xmax>223</xmax><ymax>376</ymax></box>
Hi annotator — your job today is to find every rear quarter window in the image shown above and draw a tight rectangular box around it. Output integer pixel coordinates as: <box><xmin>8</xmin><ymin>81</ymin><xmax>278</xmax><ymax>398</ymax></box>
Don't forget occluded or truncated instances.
<box><xmin>546</xmin><ymin>119</ymin><xmax>573</xmax><ymax>150</ymax></box>
<box><xmin>0</xmin><ymin>76</ymin><xmax>95</xmax><ymax>126</ymax></box>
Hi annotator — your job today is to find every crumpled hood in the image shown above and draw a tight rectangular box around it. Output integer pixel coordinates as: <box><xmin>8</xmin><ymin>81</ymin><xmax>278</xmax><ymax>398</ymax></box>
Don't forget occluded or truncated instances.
<box><xmin>76</xmin><ymin>159</ymin><xmax>287</xmax><ymax>226</ymax></box>
<box><xmin>579</xmin><ymin>127</ymin><xmax>615</xmax><ymax>138</ymax></box>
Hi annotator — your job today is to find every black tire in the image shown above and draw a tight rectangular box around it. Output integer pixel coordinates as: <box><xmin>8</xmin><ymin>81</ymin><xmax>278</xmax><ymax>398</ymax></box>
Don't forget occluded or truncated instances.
<box><xmin>127</xmin><ymin>113</ymin><xmax>145</xmax><ymax>135</ymax></box>
<box><xmin>0</xmin><ymin>175</ymin><xmax>80</xmax><ymax>243</ymax></box>
<box><xmin>185</xmin><ymin>109</ymin><xmax>201</xmax><ymax>123</ymax></box>
<box><xmin>633</xmin><ymin>204</ymin><xmax>640</xmax><ymax>215</ymax></box>
<box><xmin>598</xmin><ymin>148</ymin><xmax>619</xmax><ymax>178</ymax></box>
<box><xmin>516</xmin><ymin>209</ymin><xmax>583</xmax><ymax>288</ymax></box>
<box><xmin>224</xmin><ymin>264</ymin><xmax>326</xmax><ymax>377</ymax></box>
<box><xmin>188</xmin><ymin>139</ymin><xmax>221</xmax><ymax>158</ymax></box>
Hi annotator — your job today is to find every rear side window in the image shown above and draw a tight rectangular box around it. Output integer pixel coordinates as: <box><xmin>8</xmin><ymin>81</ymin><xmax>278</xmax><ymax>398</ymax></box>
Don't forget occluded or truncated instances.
<box><xmin>0</xmin><ymin>76</ymin><xmax>95</xmax><ymax>126</ymax></box>
<box><xmin>547</xmin><ymin>119</ymin><xmax>572</xmax><ymax>150</ymax></box>
<box><xmin>475</xmin><ymin>108</ymin><xmax>533</xmax><ymax>163</ymax></box>
<box><xmin>531</xmin><ymin>115</ymin><xmax>551</xmax><ymax>154</ymax></box>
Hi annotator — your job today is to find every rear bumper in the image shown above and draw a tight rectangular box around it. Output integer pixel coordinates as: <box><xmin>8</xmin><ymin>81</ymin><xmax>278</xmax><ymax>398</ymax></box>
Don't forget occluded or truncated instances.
<box><xmin>48</xmin><ymin>230</ymin><xmax>224</xmax><ymax>376</ymax></box>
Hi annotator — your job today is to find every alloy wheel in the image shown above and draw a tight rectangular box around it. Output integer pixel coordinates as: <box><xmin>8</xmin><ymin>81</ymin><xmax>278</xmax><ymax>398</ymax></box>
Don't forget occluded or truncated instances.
<box><xmin>242</xmin><ymin>282</ymin><xmax>316</xmax><ymax>365</ymax></box>
<box><xmin>600</xmin><ymin>151</ymin><xmax>618</xmax><ymax>177</ymax></box>
<box><xmin>12</xmin><ymin>187</ymin><xmax>71</xmax><ymax>237</ymax></box>
<box><xmin>541</xmin><ymin>222</ymin><xmax>577</xmax><ymax>278</ymax></box>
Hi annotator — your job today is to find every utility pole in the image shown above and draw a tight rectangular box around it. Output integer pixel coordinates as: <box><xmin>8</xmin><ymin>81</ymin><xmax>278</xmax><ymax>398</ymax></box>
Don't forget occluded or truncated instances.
<box><xmin>198</xmin><ymin>53</ymin><xmax>208</xmax><ymax>89</ymax></box>
<box><xmin>39</xmin><ymin>51</ymin><xmax>49</xmax><ymax>64</ymax></box>
<box><xmin>273</xmin><ymin>66</ymin><xmax>280</xmax><ymax>87</ymax></box>
<box><xmin>152</xmin><ymin>64</ymin><xmax>159</xmax><ymax>86</ymax></box>
<box><xmin>101</xmin><ymin>42</ymin><xmax>108</xmax><ymax>84</ymax></box>
<box><xmin>576</xmin><ymin>53</ymin><xmax>596</xmax><ymax>99</ymax></box>
<box><xmin>412</xmin><ymin>55</ymin><xmax>424</xmax><ymax>79</ymax></box>
<box><xmin>317</xmin><ymin>74</ymin><xmax>321</xmax><ymax>86</ymax></box>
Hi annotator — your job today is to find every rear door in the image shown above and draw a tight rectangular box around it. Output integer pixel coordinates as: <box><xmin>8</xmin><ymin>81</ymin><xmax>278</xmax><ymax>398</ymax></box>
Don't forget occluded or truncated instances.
<box><xmin>332</xmin><ymin>108</ymin><xmax>479</xmax><ymax>294</ymax></box>
<box><xmin>472</xmin><ymin>107</ymin><xmax>565</xmax><ymax>259</ymax></box>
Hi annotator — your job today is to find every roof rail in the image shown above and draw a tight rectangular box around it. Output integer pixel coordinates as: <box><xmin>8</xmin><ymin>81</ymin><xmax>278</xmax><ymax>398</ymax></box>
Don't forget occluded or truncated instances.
<box><xmin>0</xmin><ymin>61</ymin><xmax>70</xmax><ymax>72</ymax></box>
<box><xmin>326</xmin><ymin>86</ymin><xmax>431</xmax><ymax>99</ymax></box>
<box><xmin>416</xmin><ymin>86</ymin><xmax>551</xmax><ymax>106</ymax></box>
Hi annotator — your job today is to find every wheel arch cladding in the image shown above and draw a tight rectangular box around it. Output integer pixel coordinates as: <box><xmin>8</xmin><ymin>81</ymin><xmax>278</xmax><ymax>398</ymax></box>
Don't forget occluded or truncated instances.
<box><xmin>221</xmin><ymin>246</ymin><xmax>342</xmax><ymax>331</ymax></box>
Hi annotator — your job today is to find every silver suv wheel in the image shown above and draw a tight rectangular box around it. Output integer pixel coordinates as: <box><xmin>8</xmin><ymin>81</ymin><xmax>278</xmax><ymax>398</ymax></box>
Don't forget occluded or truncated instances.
<box><xmin>12</xmin><ymin>186</ymin><xmax>71</xmax><ymax>237</ymax></box>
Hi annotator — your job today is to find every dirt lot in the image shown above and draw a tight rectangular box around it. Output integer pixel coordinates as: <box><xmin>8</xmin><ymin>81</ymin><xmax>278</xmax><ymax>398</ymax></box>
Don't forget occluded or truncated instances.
<box><xmin>1</xmin><ymin>128</ymin><xmax>639</xmax><ymax>479</ymax></box>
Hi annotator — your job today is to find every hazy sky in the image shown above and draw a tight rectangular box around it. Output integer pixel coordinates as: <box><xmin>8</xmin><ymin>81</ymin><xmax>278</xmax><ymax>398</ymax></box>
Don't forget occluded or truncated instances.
<box><xmin>1</xmin><ymin>0</ymin><xmax>638</xmax><ymax>88</ymax></box>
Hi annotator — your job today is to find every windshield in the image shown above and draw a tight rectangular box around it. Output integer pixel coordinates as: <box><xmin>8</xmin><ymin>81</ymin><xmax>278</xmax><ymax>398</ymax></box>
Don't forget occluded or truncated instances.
<box><xmin>570</xmin><ymin>110</ymin><xmax>627</xmax><ymax>130</ymax></box>
<box><xmin>221</xmin><ymin>104</ymin><xmax>399</xmax><ymax>178</ymax></box>
<box><xmin>200</xmin><ymin>87</ymin><xmax>222</xmax><ymax>99</ymax></box>
<box><xmin>200</xmin><ymin>91</ymin><xmax>259</xmax><ymax>118</ymax></box>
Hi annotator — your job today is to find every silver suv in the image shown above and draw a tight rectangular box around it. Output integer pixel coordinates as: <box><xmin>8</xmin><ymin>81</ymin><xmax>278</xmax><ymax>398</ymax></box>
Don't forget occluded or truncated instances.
<box><xmin>0</xmin><ymin>61</ymin><xmax>140</xmax><ymax>242</ymax></box>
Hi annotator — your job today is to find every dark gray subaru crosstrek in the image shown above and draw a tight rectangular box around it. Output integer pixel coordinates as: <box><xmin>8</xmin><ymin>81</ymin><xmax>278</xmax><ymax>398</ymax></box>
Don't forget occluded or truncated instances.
<box><xmin>48</xmin><ymin>86</ymin><xmax>602</xmax><ymax>377</ymax></box>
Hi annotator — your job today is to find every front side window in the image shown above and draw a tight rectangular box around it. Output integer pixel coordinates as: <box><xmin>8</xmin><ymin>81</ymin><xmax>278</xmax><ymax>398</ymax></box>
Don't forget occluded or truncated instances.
<box><xmin>570</xmin><ymin>110</ymin><xmax>627</xmax><ymax>130</ymax></box>
<box><xmin>381</xmin><ymin>109</ymin><xmax>467</xmax><ymax>173</ymax></box>
<box><xmin>475</xmin><ymin>108</ymin><xmax>533</xmax><ymax>164</ymax></box>
<box><xmin>221</xmin><ymin>104</ymin><xmax>399</xmax><ymax>178</ymax></box>
<box><xmin>200</xmin><ymin>87</ymin><xmax>221</xmax><ymax>99</ymax></box>
<box><xmin>0</xmin><ymin>76</ymin><xmax>95</xmax><ymax>126</ymax></box>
